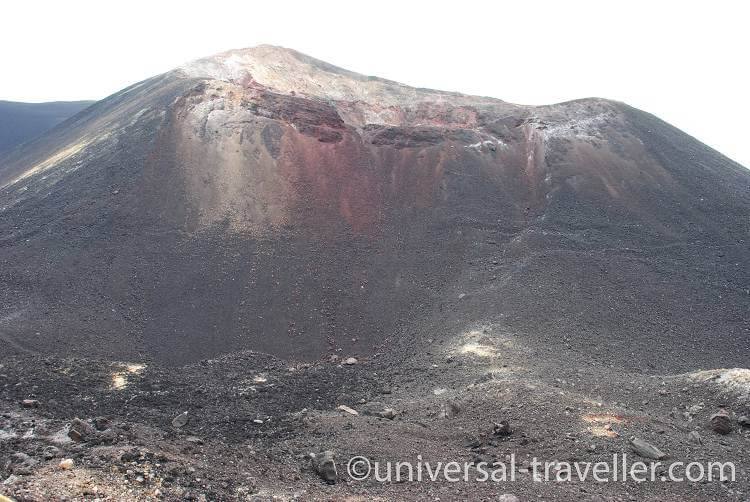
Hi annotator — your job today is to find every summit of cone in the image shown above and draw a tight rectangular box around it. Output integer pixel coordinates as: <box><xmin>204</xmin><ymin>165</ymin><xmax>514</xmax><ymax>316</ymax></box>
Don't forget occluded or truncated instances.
<box><xmin>179</xmin><ymin>44</ymin><xmax>503</xmax><ymax>106</ymax></box>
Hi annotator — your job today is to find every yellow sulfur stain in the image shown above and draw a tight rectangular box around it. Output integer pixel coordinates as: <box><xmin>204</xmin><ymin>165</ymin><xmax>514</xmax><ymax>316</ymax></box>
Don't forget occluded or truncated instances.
<box><xmin>110</xmin><ymin>363</ymin><xmax>146</xmax><ymax>390</ymax></box>
<box><xmin>688</xmin><ymin>368</ymin><xmax>750</xmax><ymax>400</ymax></box>
<box><xmin>581</xmin><ymin>414</ymin><xmax>627</xmax><ymax>438</ymax></box>
<box><xmin>590</xmin><ymin>426</ymin><xmax>619</xmax><ymax>438</ymax></box>
<box><xmin>581</xmin><ymin>414</ymin><xmax>626</xmax><ymax>424</ymax></box>
<box><xmin>460</xmin><ymin>342</ymin><xmax>498</xmax><ymax>357</ymax></box>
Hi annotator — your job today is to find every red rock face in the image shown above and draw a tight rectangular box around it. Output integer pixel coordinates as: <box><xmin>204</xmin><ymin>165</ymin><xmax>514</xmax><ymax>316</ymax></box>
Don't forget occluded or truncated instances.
<box><xmin>144</xmin><ymin>77</ymin><xmax>546</xmax><ymax>238</ymax></box>
<box><xmin>278</xmin><ymin>127</ymin><xmax>383</xmax><ymax>234</ymax></box>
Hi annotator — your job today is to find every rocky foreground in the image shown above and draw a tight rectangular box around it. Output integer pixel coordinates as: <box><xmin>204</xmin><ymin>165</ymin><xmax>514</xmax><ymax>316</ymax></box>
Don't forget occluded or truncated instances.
<box><xmin>2</xmin><ymin>326</ymin><xmax>750</xmax><ymax>501</ymax></box>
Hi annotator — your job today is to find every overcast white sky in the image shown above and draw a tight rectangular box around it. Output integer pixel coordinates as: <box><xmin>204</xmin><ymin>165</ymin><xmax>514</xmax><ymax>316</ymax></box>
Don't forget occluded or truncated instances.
<box><xmin>2</xmin><ymin>0</ymin><xmax>748</xmax><ymax>166</ymax></box>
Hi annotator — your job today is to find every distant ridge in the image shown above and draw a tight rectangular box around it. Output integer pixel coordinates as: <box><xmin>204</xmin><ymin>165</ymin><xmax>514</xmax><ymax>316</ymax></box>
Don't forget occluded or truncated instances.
<box><xmin>0</xmin><ymin>100</ymin><xmax>94</xmax><ymax>155</ymax></box>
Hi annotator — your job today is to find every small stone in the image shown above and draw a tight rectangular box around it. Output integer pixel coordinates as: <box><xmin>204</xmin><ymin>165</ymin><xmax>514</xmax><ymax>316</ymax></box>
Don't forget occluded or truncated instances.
<box><xmin>343</xmin><ymin>357</ymin><xmax>358</xmax><ymax>365</ymax></box>
<box><xmin>172</xmin><ymin>411</ymin><xmax>189</xmax><ymax>428</ymax></box>
<box><xmin>465</xmin><ymin>435</ymin><xmax>482</xmax><ymax>449</ymax></box>
<box><xmin>59</xmin><ymin>458</ymin><xmax>74</xmax><ymax>470</ymax></box>
<box><xmin>337</xmin><ymin>405</ymin><xmax>358</xmax><ymax>416</ymax></box>
<box><xmin>310</xmin><ymin>451</ymin><xmax>337</xmax><ymax>484</ymax></box>
<box><xmin>68</xmin><ymin>418</ymin><xmax>95</xmax><ymax>442</ymax></box>
<box><xmin>42</xmin><ymin>445</ymin><xmax>61</xmax><ymax>460</ymax></box>
<box><xmin>442</xmin><ymin>400</ymin><xmax>461</xmax><ymax>419</ymax></box>
<box><xmin>119</xmin><ymin>448</ymin><xmax>140</xmax><ymax>462</ymax></box>
<box><xmin>688</xmin><ymin>431</ymin><xmax>702</xmax><ymax>445</ymax></box>
<box><xmin>2</xmin><ymin>475</ymin><xmax>20</xmax><ymax>486</ymax></box>
<box><xmin>493</xmin><ymin>420</ymin><xmax>512</xmax><ymax>437</ymax></box>
<box><xmin>737</xmin><ymin>415</ymin><xmax>750</xmax><ymax>428</ymax></box>
<box><xmin>378</xmin><ymin>408</ymin><xmax>397</xmax><ymax>420</ymax></box>
<box><xmin>21</xmin><ymin>399</ymin><xmax>39</xmax><ymax>408</ymax></box>
<box><xmin>9</xmin><ymin>452</ymin><xmax>38</xmax><ymax>474</ymax></box>
<box><xmin>629</xmin><ymin>437</ymin><xmax>666</xmax><ymax>460</ymax></box>
<box><xmin>710</xmin><ymin>409</ymin><xmax>732</xmax><ymax>435</ymax></box>
<box><xmin>186</xmin><ymin>436</ymin><xmax>204</xmax><ymax>445</ymax></box>
<box><xmin>92</xmin><ymin>416</ymin><xmax>111</xmax><ymax>431</ymax></box>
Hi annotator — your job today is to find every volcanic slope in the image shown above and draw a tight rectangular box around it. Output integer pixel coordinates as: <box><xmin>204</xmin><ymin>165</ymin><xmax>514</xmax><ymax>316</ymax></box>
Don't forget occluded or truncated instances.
<box><xmin>0</xmin><ymin>45</ymin><xmax>748</xmax><ymax>371</ymax></box>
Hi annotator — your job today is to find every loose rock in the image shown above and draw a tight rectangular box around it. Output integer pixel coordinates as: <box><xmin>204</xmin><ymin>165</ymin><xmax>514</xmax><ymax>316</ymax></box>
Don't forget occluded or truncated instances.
<box><xmin>378</xmin><ymin>408</ymin><xmax>397</xmax><ymax>420</ymax></box>
<box><xmin>310</xmin><ymin>451</ymin><xmax>337</xmax><ymax>484</ymax></box>
<box><xmin>493</xmin><ymin>420</ymin><xmax>512</xmax><ymax>437</ymax></box>
<box><xmin>92</xmin><ymin>416</ymin><xmax>111</xmax><ymax>431</ymax></box>
<box><xmin>68</xmin><ymin>418</ymin><xmax>95</xmax><ymax>442</ymax></box>
<box><xmin>629</xmin><ymin>437</ymin><xmax>666</xmax><ymax>460</ymax></box>
<box><xmin>498</xmin><ymin>495</ymin><xmax>520</xmax><ymax>502</ymax></box>
<box><xmin>9</xmin><ymin>452</ymin><xmax>38</xmax><ymax>475</ymax></box>
<box><xmin>688</xmin><ymin>431</ymin><xmax>702</xmax><ymax>445</ymax></box>
<box><xmin>59</xmin><ymin>458</ymin><xmax>75</xmax><ymax>470</ymax></box>
<box><xmin>186</xmin><ymin>436</ymin><xmax>204</xmax><ymax>445</ymax></box>
<box><xmin>21</xmin><ymin>399</ymin><xmax>39</xmax><ymax>408</ymax></box>
<box><xmin>2</xmin><ymin>475</ymin><xmax>20</xmax><ymax>486</ymax></box>
<box><xmin>442</xmin><ymin>399</ymin><xmax>461</xmax><ymax>419</ymax></box>
<box><xmin>709</xmin><ymin>409</ymin><xmax>732</xmax><ymax>435</ymax></box>
<box><xmin>172</xmin><ymin>411</ymin><xmax>190</xmax><ymax>428</ymax></box>
<box><xmin>337</xmin><ymin>405</ymin><xmax>358</xmax><ymax>416</ymax></box>
<box><xmin>343</xmin><ymin>357</ymin><xmax>358</xmax><ymax>365</ymax></box>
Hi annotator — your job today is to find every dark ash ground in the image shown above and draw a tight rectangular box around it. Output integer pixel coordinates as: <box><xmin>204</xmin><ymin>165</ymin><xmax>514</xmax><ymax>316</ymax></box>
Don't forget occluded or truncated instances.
<box><xmin>2</xmin><ymin>324</ymin><xmax>750</xmax><ymax>501</ymax></box>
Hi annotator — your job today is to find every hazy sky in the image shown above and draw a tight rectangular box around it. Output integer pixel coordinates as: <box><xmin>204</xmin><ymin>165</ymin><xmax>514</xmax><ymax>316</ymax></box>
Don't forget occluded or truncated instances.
<box><xmin>2</xmin><ymin>0</ymin><xmax>748</xmax><ymax>167</ymax></box>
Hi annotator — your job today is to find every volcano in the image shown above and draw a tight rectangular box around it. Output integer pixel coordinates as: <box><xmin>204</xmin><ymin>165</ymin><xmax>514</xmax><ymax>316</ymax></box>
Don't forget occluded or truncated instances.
<box><xmin>0</xmin><ymin>45</ymin><xmax>748</xmax><ymax>369</ymax></box>
<box><xmin>2</xmin><ymin>46</ymin><xmax>750</xmax><ymax>501</ymax></box>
